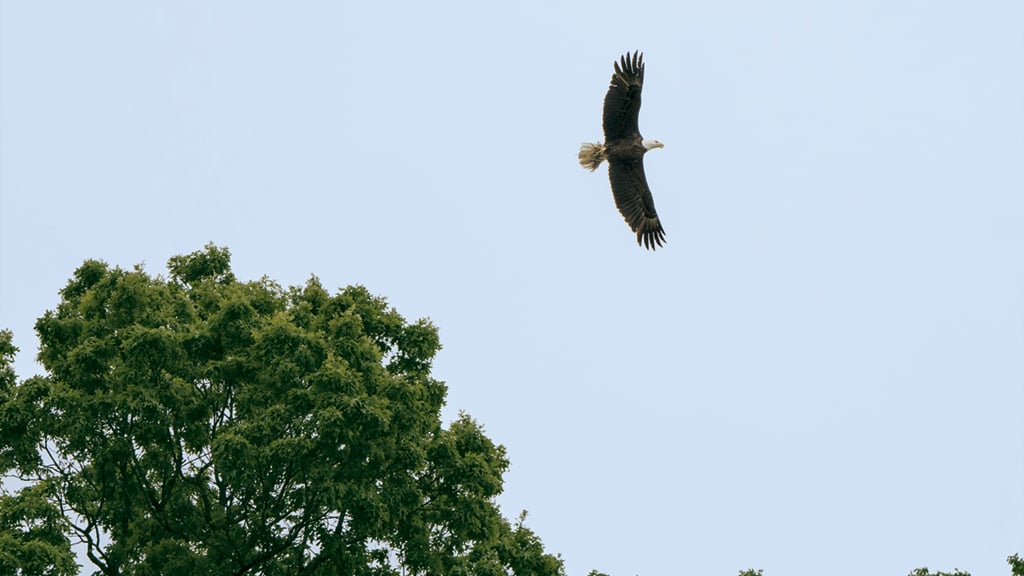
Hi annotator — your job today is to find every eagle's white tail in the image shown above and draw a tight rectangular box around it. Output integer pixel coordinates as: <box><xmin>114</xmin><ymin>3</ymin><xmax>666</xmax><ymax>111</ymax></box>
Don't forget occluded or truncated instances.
<box><xmin>578</xmin><ymin>142</ymin><xmax>607</xmax><ymax>171</ymax></box>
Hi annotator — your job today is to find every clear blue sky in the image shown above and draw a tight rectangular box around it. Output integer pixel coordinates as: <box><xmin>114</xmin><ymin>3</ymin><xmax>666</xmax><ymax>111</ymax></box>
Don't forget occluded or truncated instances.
<box><xmin>1</xmin><ymin>2</ymin><xmax>1022</xmax><ymax>575</ymax></box>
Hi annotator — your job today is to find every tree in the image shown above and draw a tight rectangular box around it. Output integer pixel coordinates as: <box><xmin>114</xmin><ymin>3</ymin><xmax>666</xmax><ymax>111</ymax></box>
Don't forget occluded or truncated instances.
<box><xmin>0</xmin><ymin>244</ymin><xmax>564</xmax><ymax>575</ymax></box>
<box><xmin>1011</xmin><ymin>554</ymin><xmax>1024</xmax><ymax>576</ymax></box>
<box><xmin>908</xmin><ymin>568</ymin><xmax>971</xmax><ymax>576</ymax></box>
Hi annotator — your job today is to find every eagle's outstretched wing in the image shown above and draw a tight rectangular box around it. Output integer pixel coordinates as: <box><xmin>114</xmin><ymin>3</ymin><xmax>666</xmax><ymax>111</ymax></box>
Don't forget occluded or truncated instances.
<box><xmin>608</xmin><ymin>158</ymin><xmax>665</xmax><ymax>250</ymax></box>
<box><xmin>602</xmin><ymin>51</ymin><xmax>644</xmax><ymax>142</ymax></box>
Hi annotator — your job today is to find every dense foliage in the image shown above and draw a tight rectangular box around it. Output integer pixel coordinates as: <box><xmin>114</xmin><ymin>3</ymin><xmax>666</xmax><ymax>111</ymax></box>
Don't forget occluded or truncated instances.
<box><xmin>0</xmin><ymin>245</ymin><xmax>564</xmax><ymax>576</ymax></box>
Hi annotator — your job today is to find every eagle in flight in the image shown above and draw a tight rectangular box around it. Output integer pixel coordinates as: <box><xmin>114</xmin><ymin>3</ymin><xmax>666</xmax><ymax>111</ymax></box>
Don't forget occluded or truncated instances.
<box><xmin>579</xmin><ymin>51</ymin><xmax>666</xmax><ymax>250</ymax></box>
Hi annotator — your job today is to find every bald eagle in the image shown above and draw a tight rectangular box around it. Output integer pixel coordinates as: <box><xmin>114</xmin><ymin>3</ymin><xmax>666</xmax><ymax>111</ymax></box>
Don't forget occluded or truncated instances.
<box><xmin>579</xmin><ymin>51</ymin><xmax>666</xmax><ymax>250</ymax></box>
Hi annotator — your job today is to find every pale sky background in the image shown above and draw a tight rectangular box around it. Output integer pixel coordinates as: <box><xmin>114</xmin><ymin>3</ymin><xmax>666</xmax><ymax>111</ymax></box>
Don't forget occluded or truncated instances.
<box><xmin>1</xmin><ymin>2</ymin><xmax>1022</xmax><ymax>575</ymax></box>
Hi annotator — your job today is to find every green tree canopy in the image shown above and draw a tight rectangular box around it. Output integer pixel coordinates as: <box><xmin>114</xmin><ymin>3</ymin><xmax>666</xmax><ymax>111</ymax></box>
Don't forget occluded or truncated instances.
<box><xmin>0</xmin><ymin>329</ymin><xmax>78</xmax><ymax>576</ymax></box>
<box><xmin>1010</xmin><ymin>554</ymin><xmax>1024</xmax><ymax>576</ymax></box>
<box><xmin>0</xmin><ymin>244</ymin><xmax>564</xmax><ymax>576</ymax></box>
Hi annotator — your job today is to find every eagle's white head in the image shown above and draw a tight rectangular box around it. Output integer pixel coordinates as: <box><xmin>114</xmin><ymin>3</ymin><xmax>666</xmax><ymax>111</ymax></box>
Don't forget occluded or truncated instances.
<box><xmin>642</xmin><ymin>139</ymin><xmax>665</xmax><ymax>151</ymax></box>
